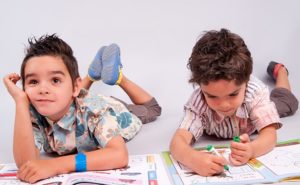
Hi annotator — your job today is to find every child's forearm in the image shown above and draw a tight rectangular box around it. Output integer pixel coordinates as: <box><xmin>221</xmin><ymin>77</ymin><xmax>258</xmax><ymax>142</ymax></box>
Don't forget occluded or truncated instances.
<box><xmin>170</xmin><ymin>129</ymin><xmax>195</xmax><ymax>168</ymax></box>
<box><xmin>86</xmin><ymin>144</ymin><xmax>128</xmax><ymax>171</ymax></box>
<box><xmin>13</xmin><ymin>101</ymin><xmax>38</xmax><ymax>167</ymax></box>
<box><xmin>250</xmin><ymin>125</ymin><xmax>277</xmax><ymax>158</ymax></box>
<box><xmin>54</xmin><ymin>136</ymin><xmax>128</xmax><ymax>174</ymax></box>
<box><xmin>171</xmin><ymin>140</ymin><xmax>196</xmax><ymax>168</ymax></box>
<box><xmin>86</xmin><ymin>136</ymin><xmax>128</xmax><ymax>171</ymax></box>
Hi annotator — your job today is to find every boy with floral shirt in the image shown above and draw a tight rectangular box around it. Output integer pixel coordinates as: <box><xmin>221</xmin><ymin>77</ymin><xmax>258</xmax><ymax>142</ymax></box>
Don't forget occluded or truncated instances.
<box><xmin>3</xmin><ymin>34</ymin><xmax>161</xmax><ymax>183</ymax></box>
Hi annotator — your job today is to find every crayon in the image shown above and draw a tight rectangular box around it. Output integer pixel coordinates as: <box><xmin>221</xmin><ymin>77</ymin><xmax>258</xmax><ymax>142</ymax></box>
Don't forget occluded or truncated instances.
<box><xmin>0</xmin><ymin>173</ymin><xmax>17</xmax><ymax>177</ymax></box>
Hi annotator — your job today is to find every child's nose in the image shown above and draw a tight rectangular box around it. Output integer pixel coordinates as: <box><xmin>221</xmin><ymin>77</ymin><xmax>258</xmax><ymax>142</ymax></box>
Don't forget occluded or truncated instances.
<box><xmin>219</xmin><ymin>100</ymin><xmax>230</xmax><ymax>109</ymax></box>
<box><xmin>38</xmin><ymin>83</ymin><xmax>50</xmax><ymax>94</ymax></box>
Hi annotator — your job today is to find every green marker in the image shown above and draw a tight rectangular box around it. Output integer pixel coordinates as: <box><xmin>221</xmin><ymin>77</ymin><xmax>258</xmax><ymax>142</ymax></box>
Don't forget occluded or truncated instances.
<box><xmin>233</xmin><ymin>136</ymin><xmax>240</xmax><ymax>142</ymax></box>
<box><xmin>206</xmin><ymin>145</ymin><xmax>229</xmax><ymax>171</ymax></box>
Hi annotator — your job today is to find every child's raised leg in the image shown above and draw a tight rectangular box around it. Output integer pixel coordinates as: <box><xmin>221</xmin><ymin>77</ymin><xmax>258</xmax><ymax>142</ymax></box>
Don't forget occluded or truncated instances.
<box><xmin>116</xmin><ymin>75</ymin><xmax>161</xmax><ymax>124</ymax></box>
<box><xmin>83</xmin><ymin>44</ymin><xmax>161</xmax><ymax>123</ymax></box>
<box><xmin>275</xmin><ymin>64</ymin><xmax>291</xmax><ymax>91</ymax></box>
<box><xmin>267</xmin><ymin>61</ymin><xmax>298</xmax><ymax>117</ymax></box>
<box><xmin>118</xmin><ymin>75</ymin><xmax>152</xmax><ymax>105</ymax></box>
<box><xmin>102</xmin><ymin>44</ymin><xmax>161</xmax><ymax>123</ymax></box>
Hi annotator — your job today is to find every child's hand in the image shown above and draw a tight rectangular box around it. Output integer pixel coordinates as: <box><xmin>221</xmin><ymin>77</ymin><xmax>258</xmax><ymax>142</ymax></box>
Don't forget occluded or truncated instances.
<box><xmin>3</xmin><ymin>73</ymin><xmax>29</xmax><ymax>103</ymax></box>
<box><xmin>191</xmin><ymin>150</ymin><xmax>228</xmax><ymax>176</ymax></box>
<box><xmin>17</xmin><ymin>159</ymin><xmax>60</xmax><ymax>183</ymax></box>
<box><xmin>229</xmin><ymin>133</ymin><xmax>254</xmax><ymax>166</ymax></box>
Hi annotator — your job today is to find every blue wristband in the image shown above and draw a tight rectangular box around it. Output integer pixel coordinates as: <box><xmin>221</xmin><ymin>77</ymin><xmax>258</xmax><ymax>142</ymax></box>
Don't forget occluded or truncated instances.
<box><xmin>75</xmin><ymin>153</ymin><xmax>87</xmax><ymax>172</ymax></box>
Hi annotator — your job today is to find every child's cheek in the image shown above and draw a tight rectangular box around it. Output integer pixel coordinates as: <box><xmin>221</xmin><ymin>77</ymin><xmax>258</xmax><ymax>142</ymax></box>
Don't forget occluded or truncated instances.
<box><xmin>206</xmin><ymin>99</ymin><xmax>218</xmax><ymax>110</ymax></box>
<box><xmin>24</xmin><ymin>88</ymin><xmax>34</xmax><ymax>100</ymax></box>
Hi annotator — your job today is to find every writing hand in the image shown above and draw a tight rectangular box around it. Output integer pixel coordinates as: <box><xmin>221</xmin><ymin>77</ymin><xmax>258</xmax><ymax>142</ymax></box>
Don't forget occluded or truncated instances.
<box><xmin>191</xmin><ymin>150</ymin><xmax>228</xmax><ymax>176</ymax></box>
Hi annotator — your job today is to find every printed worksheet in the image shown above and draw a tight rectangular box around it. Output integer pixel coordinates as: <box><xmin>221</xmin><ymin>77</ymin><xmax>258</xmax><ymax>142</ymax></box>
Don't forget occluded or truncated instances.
<box><xmin>163</xmin><ymin>140</ymin><xmax>300</xmax><ymax>185</ymax></box>
<box><xmin>257</xmin><ymin>144</ymin><xmax>300</xmax><ymax>177</ymax></box>
<box><xmin>0</xmin><ymin>154</ymin><xmax>171</xmax><ymax>185</ymax></box>
<box><xmin>169</xmin><ymin>149</ymin><xmax>265</xmax><ymax>185</ymax></box>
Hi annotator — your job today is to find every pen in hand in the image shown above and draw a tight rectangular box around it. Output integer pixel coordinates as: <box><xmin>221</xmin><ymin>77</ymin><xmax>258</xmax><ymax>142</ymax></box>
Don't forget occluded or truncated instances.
<box><xmin>233</xmin><ymin>136</ymin><xmax>240</xmax><ymax>143</ymax></box>
<box><xmin>206</xmin><ymin>145</ymin><xmax>229</xmax><ymax>171</ymax></box>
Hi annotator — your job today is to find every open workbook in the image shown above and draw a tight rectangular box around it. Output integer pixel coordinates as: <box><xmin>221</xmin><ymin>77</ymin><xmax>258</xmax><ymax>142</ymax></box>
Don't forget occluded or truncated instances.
<box><xmin>162</xmin><ymin>139</ymin><xmax>300</xmax><ymax>185</ymax></box>
<box><xmin>2</xmin><ymin>139</ymin><xmax>300</xmax><ymax>185</ymax></box>
<box><xmin>0</xmin><ymin>154</ymin><xmax>171</xmax><ymax>185</ymax></box>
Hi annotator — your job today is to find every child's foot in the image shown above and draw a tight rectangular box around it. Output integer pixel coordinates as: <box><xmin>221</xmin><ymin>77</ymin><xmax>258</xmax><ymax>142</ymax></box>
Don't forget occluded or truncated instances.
<box><xmin>88</xmin><ymin>46</ymin><xmax>106</xmax><ymax>81</ymax></box>
<box><xmin>267</xmin><ymin>61</ymin><xmax>289</xmax><ymax>80</ymax></box>
<box><xmin>101</xmin><ymin>43</ymin><xmax>123</xmax><ymax>85</ymax></box>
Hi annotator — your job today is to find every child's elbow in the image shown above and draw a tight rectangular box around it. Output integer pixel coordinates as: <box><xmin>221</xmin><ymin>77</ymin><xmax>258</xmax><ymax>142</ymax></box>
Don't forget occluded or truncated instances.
<box><xmin>169</xmin><ymin>135</ymin><xmax>181</xmax><ymax>160</ymax></box>
<box><xmin>169</xmin><ymin>138</ymin><xmax>176</xmax><ymax>154</ymax></box>
<box><xmin>116</xmin><ymin>148</ymin><xmax>129</xmax><ymax>168</ymax></box>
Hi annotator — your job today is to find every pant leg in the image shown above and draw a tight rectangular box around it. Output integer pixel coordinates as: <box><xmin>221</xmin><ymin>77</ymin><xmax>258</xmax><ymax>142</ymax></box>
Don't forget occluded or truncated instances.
<box><xmin>111</xmin><ymin>97</ymin><xmax>162</xmax><ymax>124</ymax></box>
<box><xmin>270</xmin><ymin>87</ymin><xmax>298</xmax><ymax>118</ymax></box>
<box><xmin>127</xmin><ymin>98</ymin><xmax>162</xmax><ymax>124</ymax></box>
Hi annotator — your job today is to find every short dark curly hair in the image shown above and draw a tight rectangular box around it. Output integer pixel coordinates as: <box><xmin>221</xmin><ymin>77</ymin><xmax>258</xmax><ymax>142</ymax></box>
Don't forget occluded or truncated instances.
<box><xmin>20</xmin><ymin>34</ymin><xmax>80</xmax><ymax>88</ymax></box>
<box><xmin>187</xmin><ymin>28</ymin><xmax>252</xmax><ymax>86</ymax></box>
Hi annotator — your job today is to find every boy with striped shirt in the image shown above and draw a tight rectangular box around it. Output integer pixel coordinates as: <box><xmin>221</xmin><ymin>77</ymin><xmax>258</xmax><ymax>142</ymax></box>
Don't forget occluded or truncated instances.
<box><xmin>170</xmin><ymin>28</ymin><xmax>298</xmax><ymax>176</ymax></box>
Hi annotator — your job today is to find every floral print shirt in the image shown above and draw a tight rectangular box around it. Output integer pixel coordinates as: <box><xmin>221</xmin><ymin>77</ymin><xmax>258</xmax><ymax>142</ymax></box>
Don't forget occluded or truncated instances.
<box><xmin>30</xmin><ymin>89</ymin><xmax>142</xmax><ymax>155</ymax></box>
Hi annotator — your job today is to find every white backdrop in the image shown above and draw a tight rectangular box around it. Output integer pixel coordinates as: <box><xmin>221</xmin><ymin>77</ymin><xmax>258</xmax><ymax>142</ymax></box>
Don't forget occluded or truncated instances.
<box><xmin>1</xmin><ymin>0</ymin><xmax>300</xmax><ymax>165</ymax></box>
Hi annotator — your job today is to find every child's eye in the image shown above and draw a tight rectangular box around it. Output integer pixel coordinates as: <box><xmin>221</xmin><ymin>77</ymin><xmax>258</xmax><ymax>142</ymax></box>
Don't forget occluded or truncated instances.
<box><xmin>52</xmin><ymin>78</ymin><xmax>61</xmax><ymax>84</ymax></box>
<box><xmin>229</xmin><ymin>93</ymin><xmax>238</xmax><ymax>97</ymax></box>
<box><xmin>28</xmin><ymin>80</ymin><xmax>38</xmax><ymax>85</ymax></box>
<box><xmin>206</xmin><ymin>95</ymin><xmax>217</xmax><ymax>99</ymax></box>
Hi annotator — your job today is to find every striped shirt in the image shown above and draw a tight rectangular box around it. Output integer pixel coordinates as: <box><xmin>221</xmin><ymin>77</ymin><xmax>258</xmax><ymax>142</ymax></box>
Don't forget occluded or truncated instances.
<box><xmin>179</xmin><ymin>76</ymin><xmax>282</xmax><ymax>140</ymax></box>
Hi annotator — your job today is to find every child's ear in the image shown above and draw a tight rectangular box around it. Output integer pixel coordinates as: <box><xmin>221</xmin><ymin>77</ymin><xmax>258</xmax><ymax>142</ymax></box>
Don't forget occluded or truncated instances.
<box><xmin>72</xmin><ymin>77</ymin><xmax>82</xmax><ymax>97</ymax></box>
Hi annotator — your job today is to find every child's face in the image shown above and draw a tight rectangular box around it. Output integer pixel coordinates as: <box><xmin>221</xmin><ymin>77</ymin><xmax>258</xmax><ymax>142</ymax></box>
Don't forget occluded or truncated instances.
<box><xmin>201</xmin><ymin>79</ymin><xmax>246</xmax><ymax>117</ymax></box>
<box><xmin>23</xmin><ymin>56</ymin><xmax>81</xmax><ymax>121</ymax></box>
